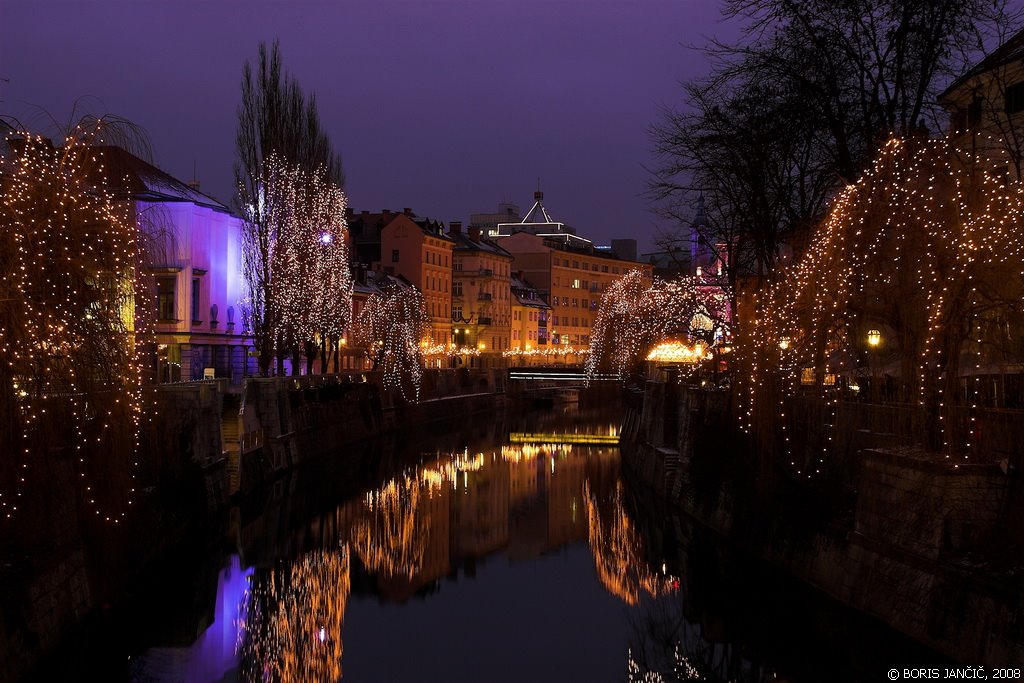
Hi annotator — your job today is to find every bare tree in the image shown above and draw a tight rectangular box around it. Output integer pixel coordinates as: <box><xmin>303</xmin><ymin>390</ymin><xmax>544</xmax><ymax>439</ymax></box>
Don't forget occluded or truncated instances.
<box><xmin>235</xmin><ymin>40</ymin><xmax>346</xmax><ymax>375</ymax></box>
<box><xmin>650</xmin><ymin>0</ymin><xmax>1020</xmax><ymax>296</ymax></box>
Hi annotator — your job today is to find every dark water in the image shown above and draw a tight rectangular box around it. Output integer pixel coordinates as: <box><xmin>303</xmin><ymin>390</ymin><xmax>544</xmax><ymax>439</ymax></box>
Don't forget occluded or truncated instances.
<box><xmin>29</xmin><ymin>402</ymin><xmax>947</xmax><ymax>682</ymax></box>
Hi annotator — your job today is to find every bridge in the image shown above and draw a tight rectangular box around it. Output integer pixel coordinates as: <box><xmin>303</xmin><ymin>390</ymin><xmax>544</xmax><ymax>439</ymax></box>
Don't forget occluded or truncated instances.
<box><xmin>506</xmin><ymin>366</ymin><xmax>621</xmax><ymax>407</ymax></box>
<box><xmin>507</xmin><ymin>366</ymin><xmax>620</xmax><ymax>384</ymax></box>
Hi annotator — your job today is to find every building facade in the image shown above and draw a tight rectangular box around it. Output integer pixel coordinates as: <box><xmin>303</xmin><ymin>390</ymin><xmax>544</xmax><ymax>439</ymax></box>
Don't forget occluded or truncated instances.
<box><xmin>500</xmin><ymin>231</ymin><xmax>654</xmax><ymax>357</ymax></box>
<box><xmin>449</xmin><ymin>222</ymin><xmax>513</xmax><ymax>365</ymax></box>
<box><xmin>378</xmin><ymin>212</ymin><xmax>455</xmax><ymax>347</ymax></box>
<box><xmin>100</xmin><ymin>147</ymin><xmax>251</xmax><ymax>385</ymax></box>
<box><xmin>509</xmin><ymin>274</ymin><xmax>551</xmax><ymax>363</ymax></box>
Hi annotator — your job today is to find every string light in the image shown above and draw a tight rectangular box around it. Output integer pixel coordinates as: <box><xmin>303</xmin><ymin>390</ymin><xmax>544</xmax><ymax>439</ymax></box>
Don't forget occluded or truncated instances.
<box><xmin>742</xmin><ymin>134</ymin><xmax>1024</xmax><ymax>470</ymax></box>
<box><xmin>586</xmin><ymin>270</ymin><xmax>731</xmax><ymax>380</ymax></box>
<box><xmin>352</xmin><ymin>282</ymin><xmax>429</xmax><ymax>400</ymax></box>
<box><xmin>1</xmin><ymin>121</ymin><xmax>146</xmax><ymax>523</ymax></box>
<box><xmin>240</xmin><ymin>154</ymin><xmax>352</xmax><ymax>373</ymax></box>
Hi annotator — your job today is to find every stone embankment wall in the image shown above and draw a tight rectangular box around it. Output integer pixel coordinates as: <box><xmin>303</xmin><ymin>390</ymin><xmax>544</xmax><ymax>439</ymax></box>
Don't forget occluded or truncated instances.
<box><xmin>623</xmin><ymin>376</ymin><xmax>1024</xmax><ymax>665</ymax></box>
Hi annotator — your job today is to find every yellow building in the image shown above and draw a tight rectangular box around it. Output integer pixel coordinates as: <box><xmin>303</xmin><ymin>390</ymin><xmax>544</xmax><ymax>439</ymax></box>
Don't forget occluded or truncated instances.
<box><xmin>509</xmin><ymin>274</ymin><xmax>551</xmax><ymax>365</ymax></box>
<box><xmin>500</xmin><ymin>231</ymin><xmax>653</xmax><ymax>359</ymax></box>
<box><xmin>449</xmin><ymin>222</ymin><xmax>513</xmax><ymax>367</ymax></box>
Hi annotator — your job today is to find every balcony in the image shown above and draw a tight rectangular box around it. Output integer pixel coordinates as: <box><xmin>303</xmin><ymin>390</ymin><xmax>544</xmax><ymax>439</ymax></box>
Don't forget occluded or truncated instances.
<box><xmin>478</xmin><ymin>317</ymin><xmax>493</xmax><ymax>326</ymax></box>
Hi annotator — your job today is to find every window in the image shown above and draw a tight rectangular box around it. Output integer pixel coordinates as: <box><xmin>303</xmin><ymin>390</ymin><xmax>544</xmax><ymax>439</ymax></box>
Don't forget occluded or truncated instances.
<box><xmin>191</xmin><ymin>277</ymin><xmax>201</xmax><ymax>322</ymax></box>
<box><xmin>1007</xmin><ymin>82</ymin><xmax>1024</xmax><ymax>115</ymax></box>
<box><xmin>454</xmin><ymin>259</ymin><xmax>463</xmax><ymax>271</ymax></box>
<box><xmin>452</xmin><ymin>305</ymin><xmax>462</xmax><ymax>320</ymax></box>
<box><xmin>572</xmin><ymin>298</ymin><xmax>578</xmax><ymax>307</ymax></box>
<box><xmin>602</xmin><ymin>265</ymin><xmax>608</xmax><ymax>273</ymax></box>
<box><xmin>453</xmin><ymin>281</ymin><xmax>463</xmax><ymax>296</ymax></box>
<box><xmin>392</xmin><ymin>249</ymin><xmax>400</xmax><ymax>263</ymax></box>
<box><xmin>562</xmin><ymin>296</ymin><xmax>568</xmax><ymax>306</ymax></box>
<box><xmin>612</xmin><ymin>267</ymin><xmax>619</xmax><ymax>274</ymax></box>
<box><xmin>157</xmin><ymin>277</ymin><xmax>176</xmax><ymax>321</ymax></box>
<box><xmin>425</xmin><ymin>251</ymin><xmax>430</xmax><ymax>263</ymax></box>
<box><xmin>582</xmin><ymin>298</ymin><xmax>588</xmax><ymax>309</ymax></box>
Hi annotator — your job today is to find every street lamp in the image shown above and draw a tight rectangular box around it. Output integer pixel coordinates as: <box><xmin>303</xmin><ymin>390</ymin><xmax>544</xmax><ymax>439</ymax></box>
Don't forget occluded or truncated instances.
<box><xmin>866</xmin><ymin>328</ymin><xmax>882</xmax><ymax>401</ymax></box>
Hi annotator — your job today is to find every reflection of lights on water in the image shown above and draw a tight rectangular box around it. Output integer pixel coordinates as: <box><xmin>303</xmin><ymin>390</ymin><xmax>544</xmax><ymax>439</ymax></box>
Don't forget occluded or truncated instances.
<box><xmin>354</xmin><ymin>478</ymin><xmax>429</xmax><ymax>580</ymax></box>
<box><xmin>239</xmin><ymin>547</ymin><xmax>351</xmax><ymax>682</ymax></box>
<box><xmin>584</xmin><ymin>482</ymin><xmax>678</xmax><ymax>606</ymax></box>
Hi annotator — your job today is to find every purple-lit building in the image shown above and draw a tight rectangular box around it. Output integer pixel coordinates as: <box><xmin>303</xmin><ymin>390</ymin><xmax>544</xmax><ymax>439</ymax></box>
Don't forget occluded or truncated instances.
<box><xmin>100</xmin><ymin>147</ymin><xmax>251</xmax><ymax>385</ymax></box>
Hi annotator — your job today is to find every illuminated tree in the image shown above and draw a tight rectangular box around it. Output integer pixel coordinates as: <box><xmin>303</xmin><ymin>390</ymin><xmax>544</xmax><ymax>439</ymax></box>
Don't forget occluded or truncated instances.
<box><xmin>258</xmin><ymin>157</ymin><xmax>352</xmax><ymax>375</ymax></box>
<box><xmin>352</xmin><ymin>282</ymin><xmax>429</xmax><ymax>400</ymax></box>
<box><xmin>0</xmin><ymin>116</ymin><xmax>149</xmax><ymax>524</ymax></box>
<box><xmin>586</xmin><ymin>271</ymin><xmax>730</xmax><ymax>379</ymax></box>
<box><xmin>746</xmin><ymin>135</ymin><xmax>1024</xmax><ymax>463</ymax></box>
<box><xmin>235</xmin><ymin>40</ymin><xmax>345</xmax><ymax>375</ymax></box>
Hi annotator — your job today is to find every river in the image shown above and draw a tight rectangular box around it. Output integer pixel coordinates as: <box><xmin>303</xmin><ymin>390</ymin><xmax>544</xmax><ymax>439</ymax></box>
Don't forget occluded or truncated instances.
<box><xmin>27</xmin><ymin>400</ymin><xmax>947</xmax><ymax>682</ymax></box>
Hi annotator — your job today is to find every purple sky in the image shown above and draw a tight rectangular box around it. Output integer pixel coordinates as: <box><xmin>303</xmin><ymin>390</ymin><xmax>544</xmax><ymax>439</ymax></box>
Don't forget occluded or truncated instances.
<box><xmin>1</xmin><ymin>0</ymin><xmax>738</xmax><ymax>254</ymax></box>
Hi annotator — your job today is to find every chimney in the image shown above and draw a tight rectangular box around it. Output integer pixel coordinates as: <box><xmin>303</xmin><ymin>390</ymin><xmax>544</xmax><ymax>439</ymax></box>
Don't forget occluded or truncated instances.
<box><xmin>450</xmin><ymin>221</ymin><xmax>462</xmax><ymax>235</ymax></box>
<box><xmin>403</xmin><ymin>207</ymin><xmax>413</xmax><ymax>216</ymax></box>
<box><xmin>534</xmin><ymin>190</ymin><xmax>543</xmax><ymax>201</ymax></box>
<box><xmin>361</xmin><ymin>210</ymin><xmax>370</xmax><ymax>216</ymax></box>
<box><xmin>187</xmin><ymin>179</ymin><xmax>201</xmax><ymax>190</ymax></box>
<box><xmin>383</xmin><ymin>209</ymin><xmax>392</xmax><ymax>216</ymax></box>
<box><xmin>469</xmin><ymin>226</ymin><xmax>481</xmax><ymax>241</ymax></box>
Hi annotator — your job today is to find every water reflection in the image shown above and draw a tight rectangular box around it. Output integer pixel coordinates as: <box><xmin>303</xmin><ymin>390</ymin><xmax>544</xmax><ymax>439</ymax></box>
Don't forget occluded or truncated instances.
<box><xmin>227</xmin><ymin>412</ymin><xmax>640</xmax><ymax>681</ymax></box>
<box><xmin>112</xmin><ymin>405</ymin><xmax>933</xmax><ymax>683</ymax></box>
<box><xmin>239</xmin><ymin>547</ymin><xmax>351</xmax><ymax>683</ymax></box>
<box><xmin>585</xmin><ymin>481</ymin><xmax>678</xmax><ymax>606</ymax></box>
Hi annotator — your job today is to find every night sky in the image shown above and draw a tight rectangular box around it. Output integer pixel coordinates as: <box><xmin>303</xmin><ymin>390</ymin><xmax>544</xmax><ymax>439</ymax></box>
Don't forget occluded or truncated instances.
<box><xmin>1</xmin><ymin>0</ymin><xmax>737</xmax><ymax>254</ymax></box>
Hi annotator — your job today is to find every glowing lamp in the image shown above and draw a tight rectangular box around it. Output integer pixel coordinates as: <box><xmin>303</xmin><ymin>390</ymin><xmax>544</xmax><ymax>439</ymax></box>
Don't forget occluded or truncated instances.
<box><xmin>778</xmin><ymin>337</ymin><xmax>790</xmax><ymax>351</ymax></box>
<box><xmin>867</xmin><ymin>329</ymin><xmax>882</xmax><ymax>347</ymax></box>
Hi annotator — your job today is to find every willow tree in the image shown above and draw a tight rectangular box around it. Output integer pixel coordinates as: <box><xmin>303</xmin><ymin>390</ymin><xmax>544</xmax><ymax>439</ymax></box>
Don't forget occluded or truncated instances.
<box><xmin>352</xmin><ymin>282</ymin><xmax>429</xmax><ymax>400</ymax></box>
<box><xmin>747</xmin><ymin>136</ymin><xmax>1024</xmax><ymax>465</ymax></box>
<box><xmin>0</xmin><ymin>116</ymin><xmax>149</xmax><ymax>526</ymax></box>
<box><xmin>586</xmin><ymin>270</ymin><xmax>731</xmax><ymax>380</ymax></box>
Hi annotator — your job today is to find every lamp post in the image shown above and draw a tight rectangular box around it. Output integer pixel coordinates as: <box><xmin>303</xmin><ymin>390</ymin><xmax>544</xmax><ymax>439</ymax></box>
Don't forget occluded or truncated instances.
<box><xmin>867</xmin><ymin>329</ymin><xmax>882</xmax><ymax>401</ymax></box>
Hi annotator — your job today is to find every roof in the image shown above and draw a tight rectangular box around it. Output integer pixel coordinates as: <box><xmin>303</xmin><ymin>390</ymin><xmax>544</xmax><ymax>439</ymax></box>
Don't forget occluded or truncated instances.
<box><xmin>511</xmin><ymin>275</ymin><xmax>550</xmax><ymax>309</ymax></box>
<box><xmin>940</xmin><ymin>28</ymin><xmax>1024</xmax><ymax>101</ymax></box>
<box><xmin>450</xmin><ymin>230</ymin><xmax>512</xmax><ymax>258</ymax></box>
<box><xmin>91</xmin><ymin>146</ymin><xmax>234</xmax><ymax>213</ymax></box>
<box><xmin>349</xmin><ymin>209</ymin><xmax>453</xmax><ymax>243</ymax></box>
